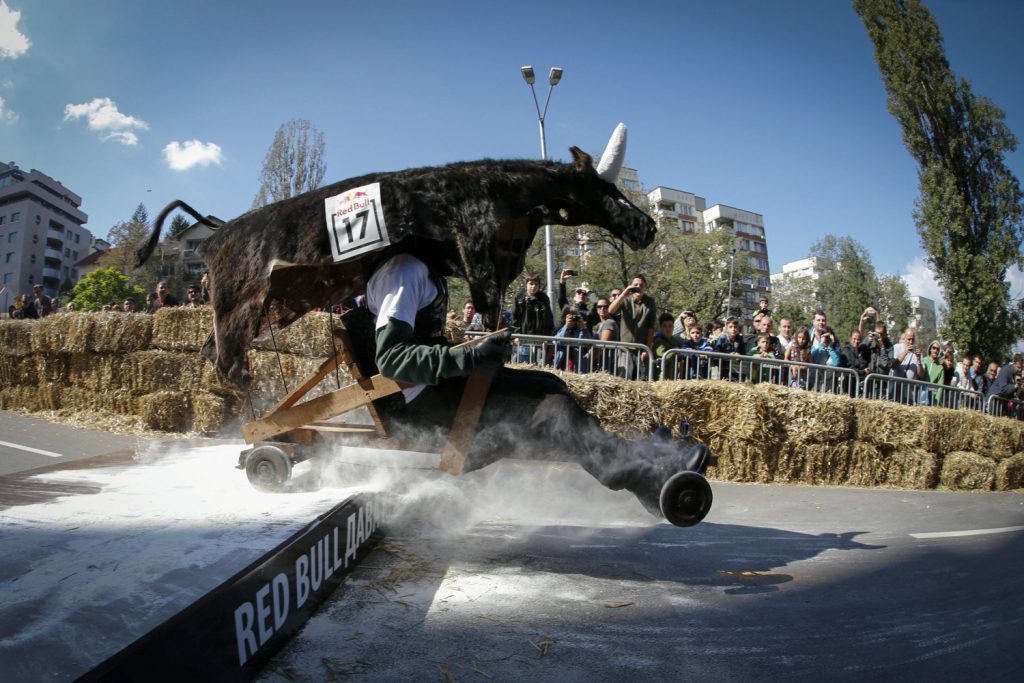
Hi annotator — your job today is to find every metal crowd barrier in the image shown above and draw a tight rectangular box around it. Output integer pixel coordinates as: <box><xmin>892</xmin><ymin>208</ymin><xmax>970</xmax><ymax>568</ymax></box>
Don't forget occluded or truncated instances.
<box><xmin>861</xmin><ymin>373</ymin><xmax>985</xmax><ymax>411</ymax></box>
<box><xmin>465</xmin><ymin>330</ymin><xmax>655</xmax><ymax>381</ymax></box>
<box><xmin>465</xmin><ymin>329</ymin><xmax>1018</xmax><ymax>419</ymax></box>
<box><xmin>659</xmin><ymin>348</ymin><xmax>860</xmax><ymax>394</ymax></box>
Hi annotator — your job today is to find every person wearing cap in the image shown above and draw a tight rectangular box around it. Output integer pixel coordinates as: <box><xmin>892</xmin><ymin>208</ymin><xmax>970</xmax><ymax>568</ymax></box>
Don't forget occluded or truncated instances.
<box><xmin>672</xmin><ymin>309</ymin><xmax>698</xmax><ymax>337</ymax></box>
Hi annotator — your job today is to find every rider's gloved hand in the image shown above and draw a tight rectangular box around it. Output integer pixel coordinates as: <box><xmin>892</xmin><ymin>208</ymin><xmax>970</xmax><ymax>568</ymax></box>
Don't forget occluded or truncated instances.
<box><xmin>467</xmin><ymin>330</ymin><xmax>513</xmax><ymax>373</ymax></box>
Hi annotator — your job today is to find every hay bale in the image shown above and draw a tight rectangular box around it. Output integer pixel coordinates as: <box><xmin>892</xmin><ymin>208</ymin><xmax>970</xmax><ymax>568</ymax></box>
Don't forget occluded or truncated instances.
<box><xmin>0</xmin><ymin>320</ymin><xmax>34</xmax><ymax>356</ymax></box>
<box><xmin>759</xmin><ymin>384</ymin><xmax>854</xmax><ymax>444</ymax></box>
<box><xmin>883</xmin><ymin>448</ymin><xmax>938</xmax><ymax>489</ymax></box>
<box><xmin>138</xmin><ymin>391</ymin><xmax>190</xmax><ymax>431</ymax></box>
<box><xmin>251</xmin><ymin>312</ymin><xmax>336</xmax><ymax>357</ymax></box>
<box><xmin>31</xmin><ymin>312</ymin><xmax>152</xmax><ymax>353</ymax></box>
<box><xmin>800</xmin><ymin>442</ymin><xmax>854</xmax><ymax>486</ymax></box>
<box><xmin>995</xmin><ymin>454</ymin><xmax>1024</xmax><ymax>491</ymax></box>
<box><xmin>191</xmin><ymin>392</ymin><xmax>232</xmax><ymax>433</ymax></box>
<box><xmin>151</xmin><ymin>306</ymin><xmax>212</xmax><ymax>351</ymax></box>
<box><xmin>962</xmin><ymin>411</ymin><xmax>1024</xmax><ymax>459</ymax></box>
<box><xmin>939</xmin><ymin>451</ymin><xmax>995</xmax><ymax>491</ymax></box>
<box><xmin>0</xmin><ymin>354</ymin><xmax>39</xmax><ymax>386</ymax></box>
<box><xmin>852</xmin><ymin>399</ymin><xmax>924</xmax><ymax>449</ymax></box>
<box><xmin>561</xmin><ymin>371</ymin><xmax>660</xmax><ymax>438</ymax></box>
<box><xmin>654</xmin><ymin>380</ymin><xmax>777</xmax><ymax>446</ymax></box>
<box><xmin>59</xmin><ymin>387</ymin><xmax>141</xmax><ymax>414</ymax></box>
<box><xmin>845</xmin><ymin>441</ymin><xmax>888</xmax><ymax>487</ymax></box>
<box><xmin>919</xmin><ymin>407</ymin><xmax>973</xmax><ymax>455</ymax></box>
<box><xmin>707</xmin><ymin>436</ymin><xmax>776</xmax><ymax>483</ymax></box>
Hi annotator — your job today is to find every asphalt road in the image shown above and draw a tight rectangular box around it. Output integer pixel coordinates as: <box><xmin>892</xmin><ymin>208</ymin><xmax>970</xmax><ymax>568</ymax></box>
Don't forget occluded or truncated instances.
<box><xmin>256</xmin><ymin>460</ymin><xmax>1024</xmax><ymax>682</ymax></box>
<box><xmin>0</xmin><ymin>411</ymin><xmax>146</xmax><ymax>475</ymax></box>
<box><xmin>2</xmin><ymin>412</ymin><xmax>1022</xmax><ymax>680</ymax></box>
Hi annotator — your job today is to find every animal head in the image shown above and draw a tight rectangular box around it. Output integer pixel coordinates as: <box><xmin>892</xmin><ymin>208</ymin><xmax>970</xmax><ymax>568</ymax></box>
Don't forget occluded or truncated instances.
<box><xmin>538</xmin><ymin>123</ymin><xmax>656</xmax><ymax>251</ymax></box>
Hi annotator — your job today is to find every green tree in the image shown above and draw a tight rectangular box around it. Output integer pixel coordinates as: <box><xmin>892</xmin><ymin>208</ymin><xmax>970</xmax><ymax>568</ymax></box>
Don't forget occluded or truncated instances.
<box><xmin>772</xmin><ymin>275</ymin><xmax>820</xmax><ymax>329</ymax></box>
<box><xmin>811</xmin><ymin>235</ymin><xmax>878</xmax><ymax>337</ymax></box>
<box><xmin>252</xmin><ymin>119</ymin><xmax>327</xmax><ymax>209</ymax></box>
<box><xmin>854</xmin><ymin>0</ymin><xmax>1024</xmax><ymax>359</ymax></box>
<box><xmin>168</xmin><ymin>214</ymin><xmax>192</xmax><ymax>240</ymax></box>
<box><xmin>70</xmin><ymin>267</ymin><xmax>147</xmax><ymax>311</ymax></box>
<box><xmin>875</xmin><ymin>273</ymin><xmax>913</xmax><ymax>333</ymax></box>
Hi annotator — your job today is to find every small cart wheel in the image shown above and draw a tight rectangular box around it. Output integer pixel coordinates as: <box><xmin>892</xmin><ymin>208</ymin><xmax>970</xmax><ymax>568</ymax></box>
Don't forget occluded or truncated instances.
<box><xmin>245</xmin><ymin>446</ymin><xmax>293</xmax><ymax>492</ymax></box>
<box><xmin>660</xmin><ymin>471</ymin><xmax>712</xmax><ymax>527</ymax></box>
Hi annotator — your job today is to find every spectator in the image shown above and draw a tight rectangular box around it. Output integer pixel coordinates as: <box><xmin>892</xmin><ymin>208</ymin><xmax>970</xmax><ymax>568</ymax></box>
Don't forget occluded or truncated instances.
<box><xmin>122</xmin><ymin>298</ymin><xmax>137</xmax><ymax>313</ymax></box>
<box><xmin>841</xmin><ymin>329</ymin><xmax>869</xmax><ymax>396</ymax></box>
<box><xmin>593</xmin><ymin>296</ymin><xmax>619</xmax><ymax>373</ymax></box>
<box><xmin>511</xmin><ymin>273</ymin><xmax>554</xmax><ymax>336</ymax></box>
<box><xmin>511</xmin><ymin>272</ymin><xmax>555</xmax><ymax>365</ymax></box>
<box><xmin>553</xmin><ymin>312</ymin><xmax>594</xmax><ymax>373</ymax></box>
<box><xmin>863</xmin><ymin>322</ymin><xmax>893</xmax><ymax>398</ymax></box>
<box><xmin>892</xmin><ymin>329</ymin><xmax>925</xmax><ymax>404</ymax></box>
<box><xmin>988</xmin><ymin>354</ymin><xmax>1022</xmax><ymax>400</ymax></box>
<box><xmin>973</xmin><ymin>356</ymin><xmax>993</xmax><ymax>395</ymax></box>
<box><xmin>680</xmin><ymin>325</ymin><xmax>713</xmax><ymax>379</ymax></box>
<box><xmin>748</xmin><ymin>332</ymin><xmax>782</xmax><ymax>384</ymax></box>
<box><xmin>607</xmin><ymin>274</ymin><xmax>657</xmax><ymax>380</ymax></box>
<box><xmin>777</xmin><ymin>318</ymin><xmax>794</xmax><ymax>356</ymax></box>
<box><xmin>652</xmin><ymin>312</ymin><xmax>684</xmax><ymax>379</ymax></box>
<box><xmin>785</xmin><ymin>326</ymin><xmax>813</xmax><ymax>389</ymax></box>
<box><xmin>713</xmin><ymin>316</ymin><xmax>747</xmax><ymax>381</ymax></box>
<box><xmin>154</xmin><ymin>281</ymin><xmax>180</xmax><ymax>310</ymax></box>
<box><xmin>200</xmin><ymin>272</ymin><xmax>211</xmax><ymax>304</ymax></box>
<box><xmin>672</xmin><ymin>309</ymin><xmax>698</xmax><ymax>337</ymax></box>
<box><xmin>810</xmin><ymin>310</ymin><xmax>829</xmax><ymax>346</ymax></box>
<box><xmin>462</xmin><ymin>300</ymin><xmax>485</xmax><ymax>331</ymax></box>
<box><xmin>185</xmin><ymin>285</ymin><xmax>205</xmax><ymax>308</ymax></box>
<box><xmin>23</xmin><ymin>284</ymin><xmax>55</xmax><ymax>319</ymax></box>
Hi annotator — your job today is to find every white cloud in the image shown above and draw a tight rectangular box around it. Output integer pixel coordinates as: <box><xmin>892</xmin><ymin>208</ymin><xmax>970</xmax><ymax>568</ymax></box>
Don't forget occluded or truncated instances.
<box><xmin>0</xmin><ymin>95</ymin><xmax>16</xmax><ymax>124</ymax></box>
<box><xmin>162</xmin><ymin>140</ymin><xmax>224</xmax><ymax>171</ymax></box>
<box><xmin>901</xmin><ymin>256</ymin><xmax>946</xmax><ymax>306</ymax></box>
<box><xmin>0</xmin><ymin>1</ymin><xmax>30</xmax><ymax>59</ymax></box>
<box><xmin>63</xmin><ymin>97</ymin><xmax>149</xmax><ymax>146</ymax></box>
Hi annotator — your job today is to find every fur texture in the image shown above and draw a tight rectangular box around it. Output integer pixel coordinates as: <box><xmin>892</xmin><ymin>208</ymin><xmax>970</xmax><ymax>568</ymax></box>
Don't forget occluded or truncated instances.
<box><xmin>138</xmin><ymin>148</ymin><xmax>656</xmax><ymax>388</ymax></box>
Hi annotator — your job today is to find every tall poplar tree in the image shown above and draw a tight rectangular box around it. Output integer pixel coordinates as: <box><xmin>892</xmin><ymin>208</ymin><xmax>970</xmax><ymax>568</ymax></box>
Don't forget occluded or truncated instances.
<box><xmin>854</xmin><ymin>0</ymin><xmax>1024</xmax><ymax>359</ymax></box>
<box><xmin>252</xmin><ymin>119</ymin><xmax>327</xmax><ymax>209</ymax></box>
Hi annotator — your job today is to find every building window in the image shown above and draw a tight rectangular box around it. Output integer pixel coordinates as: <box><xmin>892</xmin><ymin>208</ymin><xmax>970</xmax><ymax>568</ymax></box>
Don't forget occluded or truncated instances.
<box><xmin>10</xmin><ymin>212</ymin><xmax>20</xmax><ymax>222</ymax></box>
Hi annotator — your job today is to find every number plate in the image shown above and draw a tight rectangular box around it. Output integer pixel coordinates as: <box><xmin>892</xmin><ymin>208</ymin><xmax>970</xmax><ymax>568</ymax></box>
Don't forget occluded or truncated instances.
<box><xmin>324</xmin><ymin>182</ymin><xmax>390</xmax><ymax>262</ymax></box>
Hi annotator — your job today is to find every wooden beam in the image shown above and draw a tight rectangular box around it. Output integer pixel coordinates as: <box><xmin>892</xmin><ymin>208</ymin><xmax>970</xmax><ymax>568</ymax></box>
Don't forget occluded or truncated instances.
<box><xmin>242</xmin><ymin>374</ymin><xmax>404</xmax><ymax>444</ymax></box>
<box><xmin>437</xmin><ymin>371</ymin><xmax>493</xmax><ymax>476</ymax></box>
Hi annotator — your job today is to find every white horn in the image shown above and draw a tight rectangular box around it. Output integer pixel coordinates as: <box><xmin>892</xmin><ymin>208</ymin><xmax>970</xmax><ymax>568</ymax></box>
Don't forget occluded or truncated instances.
<box><xmin>595</xmin><ymin>122</ymin><xmax>627</xmax><ymax>182</ymax></box>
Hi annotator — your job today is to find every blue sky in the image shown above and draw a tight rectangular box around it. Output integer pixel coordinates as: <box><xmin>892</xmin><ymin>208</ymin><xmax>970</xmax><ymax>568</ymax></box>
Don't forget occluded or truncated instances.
<box><xmin>1</xmin><ymin>0</ymin><xmax>1022</xmax><ymax>306</ymax></box>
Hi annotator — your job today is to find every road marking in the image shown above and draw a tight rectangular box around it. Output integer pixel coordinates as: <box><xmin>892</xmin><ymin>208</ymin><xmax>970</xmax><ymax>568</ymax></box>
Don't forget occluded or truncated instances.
<box><xmin>0</xmin><ymin>439</ymin><xmax>63</xmax><ymax>458</ymax></box>
<box><xmin>910</xmin><ymin>525</ymin><xmax>1024</xmax><ymax>539</ymax></box>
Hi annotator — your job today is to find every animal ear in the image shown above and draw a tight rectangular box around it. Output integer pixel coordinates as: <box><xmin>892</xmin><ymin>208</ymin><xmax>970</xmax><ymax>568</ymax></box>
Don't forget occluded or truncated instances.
<box><xmin>570</xmin><ymin>146</ymin><xmax>594</xmax><ymax>173</ymax></box>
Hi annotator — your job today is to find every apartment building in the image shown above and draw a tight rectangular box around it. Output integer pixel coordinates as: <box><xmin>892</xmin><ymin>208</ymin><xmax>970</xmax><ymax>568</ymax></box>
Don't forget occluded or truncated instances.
<box><xmin>0</xmin><ymin>161</ymin><xmax>92</xmax><ymax>308</ymax></box>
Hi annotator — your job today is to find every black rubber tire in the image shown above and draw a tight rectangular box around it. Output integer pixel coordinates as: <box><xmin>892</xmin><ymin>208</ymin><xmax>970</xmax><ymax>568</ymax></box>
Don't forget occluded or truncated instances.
<box><xmin>659</xmin><ymin>471</ymin><xmax>712</xmax><ymax>527</ymax></box>
<box><xmin>244</xmin><ymin>446</ymin><xmax>293</xmax><ymax>492</ymax></box>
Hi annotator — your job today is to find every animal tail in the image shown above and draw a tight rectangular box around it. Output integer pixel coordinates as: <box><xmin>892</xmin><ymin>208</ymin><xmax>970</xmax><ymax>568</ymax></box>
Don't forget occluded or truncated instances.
<box><xmin>134</xmin><ymin>200</ymin><xmax>225</xmax><ymax>268</ymax></box>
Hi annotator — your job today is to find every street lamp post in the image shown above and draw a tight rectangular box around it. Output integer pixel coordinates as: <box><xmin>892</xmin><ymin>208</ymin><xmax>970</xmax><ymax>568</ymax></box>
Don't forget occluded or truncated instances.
<box><xmin>521</xmin><ymin>65</ymin><xmax>563</xmax><ymax>305</ymax></box>
<box><xmin>726</xmin><ymin>247</ymin><xmax>737</xmax><ymax>318</ymax></box>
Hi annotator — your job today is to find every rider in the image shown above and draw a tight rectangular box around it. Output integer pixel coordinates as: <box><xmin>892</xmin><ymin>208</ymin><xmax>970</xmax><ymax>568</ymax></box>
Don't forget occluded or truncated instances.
<box><xmin>357</xmin><ymin>252</ymin><xmax>711</xmax><ymax>524</ymax></box>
